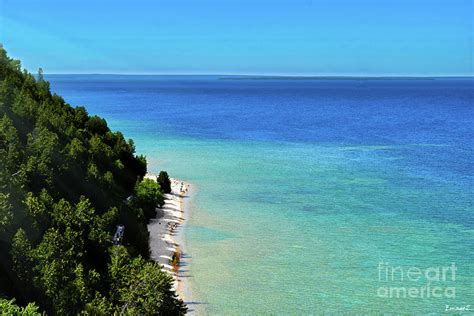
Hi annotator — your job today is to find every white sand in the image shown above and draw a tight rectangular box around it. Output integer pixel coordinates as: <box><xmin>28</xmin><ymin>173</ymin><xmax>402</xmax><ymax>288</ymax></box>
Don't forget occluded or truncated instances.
<box><xmin>146</xmin><ymin>175</ymin><xmax>193</xmax><ymax>303</ymax></box>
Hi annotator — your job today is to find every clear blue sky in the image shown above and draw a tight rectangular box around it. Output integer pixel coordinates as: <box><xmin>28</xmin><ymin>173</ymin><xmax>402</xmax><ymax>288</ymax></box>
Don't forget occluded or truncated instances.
<box><xmin>1</xmin><ymin>0</ymin><xmax>472</xmax><ymax>75</ymax></box>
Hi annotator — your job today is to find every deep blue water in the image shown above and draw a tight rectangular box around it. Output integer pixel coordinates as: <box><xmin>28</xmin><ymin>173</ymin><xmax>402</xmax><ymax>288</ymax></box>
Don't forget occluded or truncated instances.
<box><xmin>47</xmin><ymin>75</ymin><xmax>474</xmax><ymax>314</ymax></box>
<box><xmin>50</xmin><ymin>76</ymin><xmax>473</xmax><ymax>144</ymax></box>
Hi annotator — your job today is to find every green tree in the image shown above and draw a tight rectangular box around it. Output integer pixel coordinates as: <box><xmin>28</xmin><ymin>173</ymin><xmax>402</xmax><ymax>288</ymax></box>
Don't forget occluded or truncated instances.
<box><xmin>66</xmin><ymin>138</ymin><xmax>86</xmax><ymax>161</ymax></box>
<box><xmin>33</xmin><ymin>227</ymin><xmax>86</xmax><ymax>314</ymax></box>
<box><xmin>0</xmin><ymin>114</ymin><xmax>21</xmax><ymax>172</ymax></box>
<box><xmin>0</xmin><ymin>298</ymin><xmax>41</xmax><ymax>315</ymax></box>
<box><xmin>11</xmin><ymin>228</ymin><xmax>34</xmax><ymax>282</ymax></box>
<box><xmin>73</xmin><ymin>106</ymin><xmax>88</xmax><ymax>128</ymax></box>
<box><xmin>131</xmin><ymin>178</ymin><xmax>164</xmax><ymax>220</ymax></box>
<box><xmin>0</xmin><ymin>79</ymin><xmax>9</xmax><ymax>115</ymax></box>
<box><xmin>0</xmin><ymin>192</ymin><xmax>13</xmax><ymax>234</ymax></box>
<box><xmin>36</xmin><ymin>68</ymin><xmax>50</xmax><ymax>98</ymax></box>
<box><xmin>85</xmin><ymin>115</ymin><xmax>108</xmax><ymax>136</ymax></box>
<box><xmin>109</xmin><ymin>246</ymin><xmax>187</xmax><ymax>315</ymax></box>
<box><xmin>12</xmin><ymin>86</ymin><xmax>37</xmax><ymax>120</ymax></box>
<box><xmin>158</xmin><ymin>171</ymin><xmax>172</xmax><ymax>194</ymax></box>
<box><xmin>24</xmin><ymin>127</ymin><xmax>60</xmax><ymax>191</ymax></box>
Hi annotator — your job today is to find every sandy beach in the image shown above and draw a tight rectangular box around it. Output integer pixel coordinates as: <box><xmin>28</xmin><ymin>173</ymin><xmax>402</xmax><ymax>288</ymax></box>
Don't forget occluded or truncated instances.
<box><xmin>146</xmin><ymin>175</ymin><xmax>193</xmax><ymax>302</ymax></box>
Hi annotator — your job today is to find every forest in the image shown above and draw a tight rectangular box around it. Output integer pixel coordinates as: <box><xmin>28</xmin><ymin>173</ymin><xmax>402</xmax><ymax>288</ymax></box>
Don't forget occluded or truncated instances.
<box><xmin>0</xmin><ymin>46</ymin><xmax>186</xmax><ymax>315</ymax></box>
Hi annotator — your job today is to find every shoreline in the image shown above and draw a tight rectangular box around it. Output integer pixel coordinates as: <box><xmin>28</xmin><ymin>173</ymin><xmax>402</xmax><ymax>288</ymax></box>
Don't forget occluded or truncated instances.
<box><xmin>174</xmin><ymin>183</ymin><xmax>195</xmax><ymax>303</ymax></box>
<box><xmin>146</xmin><ymin>175</ymin><xmax>193</xmax><ymax>304</ymax></box>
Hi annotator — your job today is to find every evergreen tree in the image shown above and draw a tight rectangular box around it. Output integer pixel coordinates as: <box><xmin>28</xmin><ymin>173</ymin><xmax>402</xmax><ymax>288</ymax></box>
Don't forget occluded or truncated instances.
<box><xmin>158</xmin><ymin>170</ymin><xmax>172</xmax><ymax>194</ymax></box>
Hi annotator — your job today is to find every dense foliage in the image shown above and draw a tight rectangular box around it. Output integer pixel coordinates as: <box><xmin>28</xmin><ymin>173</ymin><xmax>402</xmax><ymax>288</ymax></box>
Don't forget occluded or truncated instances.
<box><xmin>157</xmin><ymin>171</ymin><xmax>171</xmax><ymax>194</ymax></box>
<box><xmin>0</xmin><ymin>47</ymin><xmax>186</xmax><ymax>314</ymax></box>
<box><xmin>130</xmin><ymin>178</ymin><xmax>165</xmax><ymax>221</ymax></box>
<box><xmin>0</xmin><ymin>298</ymin><xmax>40</xmax><ymax>315</ymax></box>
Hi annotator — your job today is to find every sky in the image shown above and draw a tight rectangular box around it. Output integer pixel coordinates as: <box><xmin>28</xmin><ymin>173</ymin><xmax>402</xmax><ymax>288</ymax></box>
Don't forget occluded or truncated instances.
<box><xmin>0</xmin><ymin>0</ymin><xmax>472</xmax><ymax>75</ymax></box>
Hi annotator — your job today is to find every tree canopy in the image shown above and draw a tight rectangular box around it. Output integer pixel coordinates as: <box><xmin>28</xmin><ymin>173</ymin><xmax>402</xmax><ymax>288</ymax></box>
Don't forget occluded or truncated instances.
<box><xmin>131</xmin><ymin>178</ymin><xmax>165</xmax><ymax>221</ymax></box>
<box><xmin>0</xmin><ymin>46</ymin><xmax>186</xmax><ymax>314</ymax></box>
<box><xmin>157</xmin><ymin>171</ymin><xmax>172</xmax><ymax>194</ymax></box>
<box><xmin>0</xmin><ymin>298</ymin><xmax>41</xmax><ymax>315</ymax></box>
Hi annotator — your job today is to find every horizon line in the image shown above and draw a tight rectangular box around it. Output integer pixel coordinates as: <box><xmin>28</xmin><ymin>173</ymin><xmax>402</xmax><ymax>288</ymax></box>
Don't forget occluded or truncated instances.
<box><xmin>43</xmin><ymin>73</ymin><xmax>474</xmax><ymax>79</ymax></box>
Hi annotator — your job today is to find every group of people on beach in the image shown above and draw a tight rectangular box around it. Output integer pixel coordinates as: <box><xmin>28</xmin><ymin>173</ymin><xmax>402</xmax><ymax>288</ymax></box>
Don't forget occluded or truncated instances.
<box><xmin>167</xmin><ymin>221</ymin><xmax>179</xmax><ymax>233</ymax></box>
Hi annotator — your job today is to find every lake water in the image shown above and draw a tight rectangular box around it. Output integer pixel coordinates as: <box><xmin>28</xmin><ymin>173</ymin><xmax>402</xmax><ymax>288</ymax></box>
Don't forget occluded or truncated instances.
<box><xmin>48</xmin><ymin>75</ymin><xmax>473</xmax><ymax>314</ymax></box>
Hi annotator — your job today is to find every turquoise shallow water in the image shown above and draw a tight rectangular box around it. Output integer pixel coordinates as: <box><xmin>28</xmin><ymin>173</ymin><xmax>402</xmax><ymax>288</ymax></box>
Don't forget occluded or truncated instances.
<box><xmin>48</xmin><ymin>76</ymin><xmax>473</xmax><ymax>314</ymax></box>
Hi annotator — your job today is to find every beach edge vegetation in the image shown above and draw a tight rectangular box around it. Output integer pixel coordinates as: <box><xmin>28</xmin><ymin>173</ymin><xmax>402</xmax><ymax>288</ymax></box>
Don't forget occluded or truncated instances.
<box><xmin>0</xmin><ymin>46</ymin><xmax>187</xmax><ymax>314</ymax></box>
